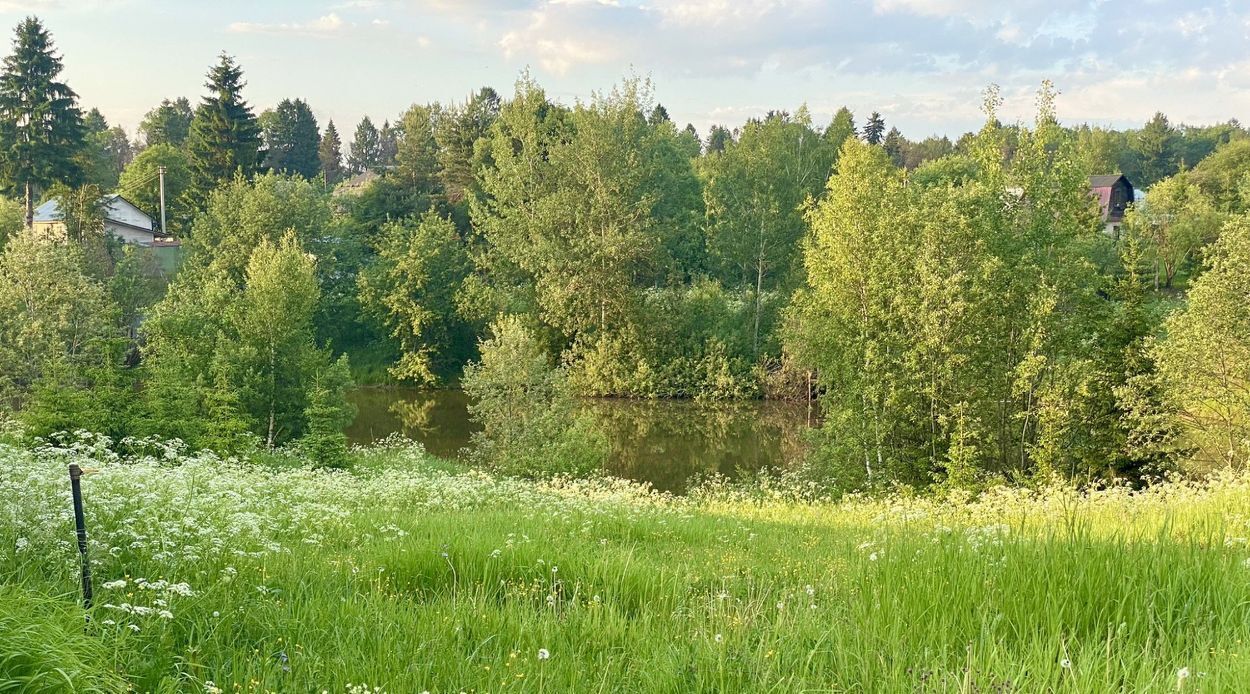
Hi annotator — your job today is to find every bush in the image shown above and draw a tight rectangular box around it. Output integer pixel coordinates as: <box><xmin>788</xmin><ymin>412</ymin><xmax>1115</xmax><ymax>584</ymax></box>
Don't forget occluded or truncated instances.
<box><xmin>463</xmin><ymin>316</ymin><xmax>608</xmax><ymax>478</ymax></box>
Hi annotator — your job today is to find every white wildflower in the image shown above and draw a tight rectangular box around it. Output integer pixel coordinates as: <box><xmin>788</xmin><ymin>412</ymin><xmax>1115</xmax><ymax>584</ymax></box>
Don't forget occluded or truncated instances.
<box><xmin>537</xmin><ymin>648</ymin><xmax>550</xmax><ymax>660</ymax></box>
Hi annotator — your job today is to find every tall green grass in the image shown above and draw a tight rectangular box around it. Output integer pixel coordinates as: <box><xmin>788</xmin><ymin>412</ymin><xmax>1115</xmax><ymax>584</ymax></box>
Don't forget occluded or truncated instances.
<box><xmin>4</xmin><ymin>435</ymin><xmax>1250</xmax><ymax>692</ymax></box>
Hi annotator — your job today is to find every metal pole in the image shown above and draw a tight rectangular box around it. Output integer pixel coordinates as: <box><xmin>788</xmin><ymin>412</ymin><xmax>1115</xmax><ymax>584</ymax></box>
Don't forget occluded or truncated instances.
<box><xmin>69</xmin><ymin>463</ymin><xmax>93</xmax><ymax>611</ymax></box>
<box><xmin>157</xmin><ymin>165</ymin><xmax>168</xmax><ymax>236</ymax></box>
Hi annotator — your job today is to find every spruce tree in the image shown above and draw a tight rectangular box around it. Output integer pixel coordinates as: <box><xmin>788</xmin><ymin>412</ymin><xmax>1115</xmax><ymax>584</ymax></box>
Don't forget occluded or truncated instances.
<box><xmin>186</xmin><ymin>53</ymin><xmax>261</xmax><ymax>197</ymax></box>
<box><xmin>319</xmin><ymin>119</ymin><xmax>344</xmax><ymax>184</ymax></box>
<box><xmin>824</xmin><ymin>107</ymin><xmax>855</xmax><ymax>152</ymax></box>
<box><xmin>862</xmin><ymin>111</ymin><xmax>885</xmax><ymax>145</ymax></box>
<box><xmin>705</xmin><ymin>125</ymin><xmax>732</xmax><ymax>154</ymax></box>
<box><xmin>262</xmin><ymin>98</ymin><xmax>320</xmax><ymax>179</ymax></box>
<box><xmin>137</xmin><ymin>97</ymin><xmax>193</xmax><ymax>148</ymax></box>
<box><xmin>0</xmin><ymin>17</ymin><xmax>85</xmax><ymax>227</ymax></box>
<box><xmin>378</xmin><ymin>119</ymin><xmax>399</xmax><ymax>169</ymax></box>
<box><xmin>435</xmin><ymin>87</ymin><xmax>500</xmax><ymax>204</ymax></box>
<box><xmin>347</xmin><ymin>116</ymin><xmax>381</xmax><ymax>174</ymax></box>
<box><xmin>648</xmin><ymin>104</ymin><xmax>670</xmax><ymax>125</ymax></box>
<box><xmin>883</xmin><ymin>126</ymin><xmax>905</xmax><ymax>166</ymax></box>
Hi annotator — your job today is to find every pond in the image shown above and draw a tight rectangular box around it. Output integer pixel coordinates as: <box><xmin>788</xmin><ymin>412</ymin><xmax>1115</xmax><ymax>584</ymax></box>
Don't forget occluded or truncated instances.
<box><xmin>346</xmin><ymin>388</ymin><xmax>816</xmax><ymax>493</ymax></box>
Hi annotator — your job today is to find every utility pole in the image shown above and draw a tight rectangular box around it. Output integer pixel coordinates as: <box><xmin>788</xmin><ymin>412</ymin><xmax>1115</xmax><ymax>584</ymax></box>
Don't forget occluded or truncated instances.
<box><xmin>157</xmin><ymin>165</ymin><xmax>168</xmax><ymax>236</ymax></box>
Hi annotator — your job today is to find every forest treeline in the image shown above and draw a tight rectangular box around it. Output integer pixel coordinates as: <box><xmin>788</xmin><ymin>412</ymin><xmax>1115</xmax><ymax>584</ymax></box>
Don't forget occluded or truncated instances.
<box><xmin>0</xmin><ymin>17</ymin><xmax>1248</xmax><ymax>487</ymax></box>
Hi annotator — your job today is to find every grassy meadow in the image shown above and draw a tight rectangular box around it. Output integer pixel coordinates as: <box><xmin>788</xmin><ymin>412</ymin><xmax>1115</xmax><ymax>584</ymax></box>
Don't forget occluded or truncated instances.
<box><xmin>5</xmin><ymin>435</ymin><xmax>1250</xmax><ymax>693</ymax></box>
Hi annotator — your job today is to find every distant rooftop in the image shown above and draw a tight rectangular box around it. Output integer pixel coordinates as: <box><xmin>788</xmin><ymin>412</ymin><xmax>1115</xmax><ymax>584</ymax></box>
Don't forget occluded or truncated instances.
<box><xmin>33</xmin><ymin>193</ymin><xmax>141</xmax><ymax>224</ymax></box>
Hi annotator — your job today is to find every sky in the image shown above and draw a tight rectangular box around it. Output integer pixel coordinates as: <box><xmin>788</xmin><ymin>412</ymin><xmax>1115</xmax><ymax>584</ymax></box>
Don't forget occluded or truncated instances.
<box><xmin>1</xmin><ymin>0</ymin><xmax>1248</xmax><ymax>142</ymax></box>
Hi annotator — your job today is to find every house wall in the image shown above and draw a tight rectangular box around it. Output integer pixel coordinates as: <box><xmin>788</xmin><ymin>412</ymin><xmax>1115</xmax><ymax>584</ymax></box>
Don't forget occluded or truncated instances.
<box><xmin>105</xmin><ymin>199</ymin><xmax>155</xmax><ymax>231</ymax></box>
<box><xmin>106</xmin><ymin>222</ymin><xmax>156</xmax><ymax>245</ymax></box>
<box><xmin>1107</xmin><ymin>181</ymin><xmax>1132</xmax><ymax>222</ymax></box>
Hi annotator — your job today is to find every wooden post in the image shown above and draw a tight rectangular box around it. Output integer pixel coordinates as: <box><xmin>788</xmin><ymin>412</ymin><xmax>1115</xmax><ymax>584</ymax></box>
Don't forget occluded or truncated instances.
<box><xmin>69</xmin><ymin>463</ymin><xmax>93</xmax><ymax>611</ymax></box>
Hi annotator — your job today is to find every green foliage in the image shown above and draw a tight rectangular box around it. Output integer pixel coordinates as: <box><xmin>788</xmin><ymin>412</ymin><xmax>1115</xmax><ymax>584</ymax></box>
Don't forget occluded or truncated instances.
<box><xmin>0</xmin><ymin>229</ymin><xmax>118</xmax><ymax>411</ymax></box>
<box><xmin>185</xmin><ymin>172</ymin><xmax>334</xmax><ymax>281</ymax></box>
<box><xmin>137</xmin><ymin>96</ymin><xmax>193</xmax><ymax>148</ymax></box>
<box><xmin>788</xmin><ymin>88</ymin><xmax>1122</xmax><ymax>489</ymax></box>
<box><xmin>186</xmin><ymin>53</ymin><xmax>261</xmax><ymax>197</ymax></box>
<box><xmin>298</xmin><ymin>354</ymin><xmax>355</xmax><ymax>468</ymax></box>
<box><xmin>701</xmin><ymin>107</ymin><xmax>833</xmax><ymax>356</ymax></box>
<box><xmin>79</xmin><ymin>108</ymin><xmax>131</xmax><ymax>190</ymax></box>
<box><xmin>108</xmin><ymin>243</ymin><xmax>165</xmax><ymax>341</ymax></box>
<box><xmin>117</xmin><ymin>143</ymin><xmax>193</xmax><ymax>234</ymax></box>
<box><xmin>388</xmin><ymin>104</ymin><xmax>442</xmax><ymax>215</ymax></box>
<box><xmin>1189</xmin><ymin>139</ymin><xmax>1250</xmax><ymax>212</ymax></box>
<box><xmin>319</xmin><ymin>119</ymin><xmax>344</xmax><ymax>185</ymax></box>
<box><xmin>473</xmin><ymin>77</ymin><xmax>703</xmax><ymax>364</ymax></box>
<box><xmin>463</xmin><ymin>316</ymin><xmax>608</xmax><ymax>478</ymax></box>
<box><xmin>261</xmin><ymin>98</ymin><xmax>320</xmax><ymax>179</ymax></box>
<box><xmin>0</xmin><ymin>195</ymin><xmax>21</xmax><ymax>250</ymax></box>
<box><xmin>861</xmin><ymin>111</ymin><xmax>885</xmax><ymax>145</ymax></box>
<box><xmin>1123</xmin><ymin>172</ymin><xmax>1224</xmax><ymax>289</ymax></box>
<box><xmin>435</xmin><ymin>87</ymin><xmax>500</xmax><ymax>208</ymax></box>
<box><xmin>1151</xmin><ymin>215</ymin><xmax>1250</xmax><ymax>470</ymax></box>
<box><xmin>358</xmin><ymin>211</ymin><xmax>474</xmax><ymax>384</ymax></box>
<box><xmin>823</xmin><ymin>107</ymin><xmax>855</xmax><ymax>153</ymax></box>
<box><xmin>0</xmin><ymin>17</ymin><xmax>85</xmax><ymax>224</ymax></box>
<box><xmin>347</xmin><ymin>116</ymin><xmax>382</xmax><ymax>174</ymax></box>
<box><xmin>1131</xmin><ymin>112</ymin><xmax>1180</xmax><ymax>188</ymax></box>
<box><xmin>144</xmin><ymin>230</ymin><xmax>352</xmax><ymax>450</ymax></box>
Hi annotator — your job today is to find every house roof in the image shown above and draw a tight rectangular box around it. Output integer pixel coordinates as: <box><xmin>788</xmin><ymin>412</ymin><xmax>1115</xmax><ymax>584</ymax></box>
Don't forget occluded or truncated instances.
<box><xmin>33</xmin><ymin>193</ymin><xmax>157</xmax><ymax>233</ymax></box>
<box><xmin>336</xmin><ymin>170</ymin><xmax>380</xmax><ymax>193</ymax></box>
<box><xmin>1089</xmin><ymin>174</ymin><xmax>1128</xmax><ymax>189</ymax></box>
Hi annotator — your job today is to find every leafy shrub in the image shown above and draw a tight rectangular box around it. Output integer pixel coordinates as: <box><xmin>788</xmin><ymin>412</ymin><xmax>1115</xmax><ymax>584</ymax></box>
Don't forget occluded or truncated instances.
<box><xmin>463</xmin><ymin>316</ymin><xmax>608</xmax><ymax>478</ymax></box>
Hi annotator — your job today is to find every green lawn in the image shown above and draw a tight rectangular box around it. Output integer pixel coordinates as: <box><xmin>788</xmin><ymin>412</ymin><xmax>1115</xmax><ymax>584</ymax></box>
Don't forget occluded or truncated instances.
<box><xmin>4</xmin><ymin>436</ymin><xmax>1250</xmax><ymax>692</ymax></box>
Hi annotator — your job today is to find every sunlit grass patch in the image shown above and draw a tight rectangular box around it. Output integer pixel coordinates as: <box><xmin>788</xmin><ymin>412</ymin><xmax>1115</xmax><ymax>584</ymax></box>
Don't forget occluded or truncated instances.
<box><xmin>4</xmin><ymin>435</ymin><xmax>1250</xmax><ymax>691</ymax></box>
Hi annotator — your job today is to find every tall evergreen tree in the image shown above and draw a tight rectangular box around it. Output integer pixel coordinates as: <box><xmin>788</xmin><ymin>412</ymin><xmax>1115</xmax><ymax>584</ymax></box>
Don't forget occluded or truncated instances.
<box><xmin>862</xmin><ymin>111</ymin><xmax>885</xmax><ymax>145</ymax></box>
<box><xmin>882</xmin><ymin>126</ymin><xmax>905</xmax><ymax>166</ymax></box>
<box><xmin>1133</xmin><ymin>112</ymin><xmax>1179</xmax><ymax>188</ymax></box>
<box><xmin>436</xmin><ymin>87</ymin><xmax>500</xmax><ymax>205</ymax></box>
<box><xmin>319</xmin><ymin>119</ymin><xmax>344</xmax><ymax>185</ymax></box>
<box><xmin>824</xmin><ymin>107</ymin><xmax>855</xmax><ymax>152</ymax></box>
<box><xmin>705</xmin><ymin>125</ymin><xmax>732</xmax><ymax>154</ymax></box>
<box><xmin>394</xmin><ymin>104</ymin><xmax>441</xmax><ymax>199</ymax></box>
<box><xmin>648</xmin><ymin>104</ymin><xmax>671</xmax><ymax>125</ymax></box>
<box><xmin>186</xmin><ymin>53</ymin><xmax>261</xmax><ymax>197</ymax></box>
<box><xmin>378</xmin><ymin>119</ymin><xmax>399</xmax><ymax>169</ymax></box>
<box><xmin>0</xmin><ymin>17</ymin><xmax>85</xmax><ymax>227</ymax></box>
<box><xmin>79</xmin><ymin>108</ymin><xmax>132</xmax><ymax>189</ymax></box>
<box><xmin>261</xmin><ymin>98</ymin><xmax>320</xmax><ymax>179</ymax></box>
<box><xmin>137</xmin><ymin>97</ymin><xmax>194</xmax><ymax>148</ymax></box>
<box><xmin>347</xmin><ymin>116</ymin><xmax>381</xmax><ymax>174</ymax></box>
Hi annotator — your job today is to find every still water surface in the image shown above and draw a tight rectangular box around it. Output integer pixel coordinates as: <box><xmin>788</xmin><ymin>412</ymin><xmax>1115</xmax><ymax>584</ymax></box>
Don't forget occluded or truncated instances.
<box><xmin>346</xmin><ymin>388</ymin><xmax>815</xmax><ymax>493</ymax></box>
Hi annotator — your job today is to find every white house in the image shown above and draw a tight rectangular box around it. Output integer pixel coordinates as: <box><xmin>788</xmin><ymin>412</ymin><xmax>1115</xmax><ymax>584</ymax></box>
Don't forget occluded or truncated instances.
<box><xmin>32</xmin><ymin>194</ymin><xmax>163</xmax><ymax>246</ymax></box>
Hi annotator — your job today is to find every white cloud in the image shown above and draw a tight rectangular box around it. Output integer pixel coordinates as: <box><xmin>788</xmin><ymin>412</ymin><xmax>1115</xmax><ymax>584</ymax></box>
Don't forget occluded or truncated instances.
<box><xmin>229</xmin><ymin>13</ymin><xmax>348</xmax><ymax>36</ymax></box>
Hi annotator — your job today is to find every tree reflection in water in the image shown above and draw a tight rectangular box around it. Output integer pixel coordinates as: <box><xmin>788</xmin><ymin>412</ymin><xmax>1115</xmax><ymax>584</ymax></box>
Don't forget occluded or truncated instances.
<box><xmin>347</xmin><ymin>389</ymin><xmax>813</xmax><ymax>493</ymax></box>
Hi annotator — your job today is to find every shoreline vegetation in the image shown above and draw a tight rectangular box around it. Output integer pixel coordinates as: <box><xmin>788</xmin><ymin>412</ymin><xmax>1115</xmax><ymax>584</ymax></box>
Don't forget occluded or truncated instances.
<box><xmin>6</xmin><ymin>434</ymin><xmax>1250</xmax><ymax>691</ymax></box>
